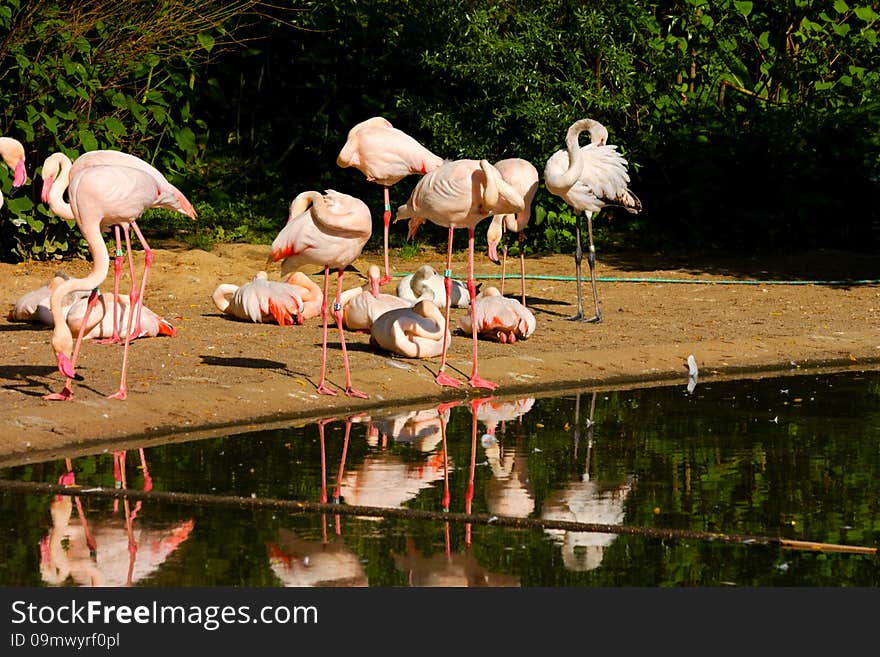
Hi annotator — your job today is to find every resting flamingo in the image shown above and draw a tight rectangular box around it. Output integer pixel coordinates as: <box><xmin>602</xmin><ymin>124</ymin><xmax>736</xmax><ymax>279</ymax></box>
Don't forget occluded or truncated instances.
<box><xmin>396</xmin><ymin>159</ymin><xmax>524</xmax><ymax>389</ymax></box>
<box><xmin>40</xmin><ymin>151</ymin><xmax>196</xmax><ymax>400</ymax></box>
<box><xmin>337</xmin><ymin>116</ymin><xmax>444</xmax><ymax>285</ymax></box>
<box><xmin>544</xmin><ymin>119</ymin><xmax>641</xmax><ymax>323</ymax></box>
<box><xmin>0</xmin><ymin>136</ymin><xmax>27</xmax><ymax>208</ymax></box>
<box><xmin>340</xmin><ymin>264</ymin><xmax>411</xmax><ymax>331</ymax></box>
<box><xmin>486</xmin><ymin>157</ymin><xmax>539</xmax><ymax>307</ymax></box>
<box><xmin>269</xmin><ymin>189</ymin><xmax>372</xmax><ymax>398</ymax></box>
<box><xmin>459</xmin><ymin>286</ymin><xmax>536</xmax><ymax>343</ymax></box>
<box><xmin>7</xmin><ymin>273</ymin><xmax>88</xmax><ymax>325</ymax></box>
<box><xmin>212</xmin><ymin>271</ymin><xmax>306</xmax><ymax>325</ymax></box>
<box><xmin>369</xmin><ymin>299</ymin><xmax>450</xmax><ymax>359</ymax></box>
<box><xmin>66</xmin><ymin>292</ymin><xmax>176</xmax><ymax>341</ymax></box>
<box><xmin>396</xmin><ymin>264</ymin><xmax>470</xmax><ymax>308</ymax></box>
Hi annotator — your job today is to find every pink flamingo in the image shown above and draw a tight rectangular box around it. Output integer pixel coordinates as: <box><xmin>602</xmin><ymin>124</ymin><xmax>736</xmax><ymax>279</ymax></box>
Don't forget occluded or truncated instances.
<box><xmin>485</xmin><ymin>157</ymin><xmax>539</xmax><ymax>307</ymax></box>
<box><xmin>7</xmin><ymin>272</ymin><xmax>88</xmax><ymax>325</ymax></box>
<box><xmin>269</xmin><ymin>189</ymin><xmax>372</xmax><ymax>398</ymax></box>
<box><xmin>369</xmin><ymin>299</ymin><xmax>450</xmax><ymax>359</ymax></box>
<box><xmin>340</xmin><ymin>264</ymin><xmax>411</xmax><ymax>331</ymax></box>
<box><xmin>0</xmin><ymin>136</ymin><xmax>27</xmax><ymax>208</ymax></box>
<box><xmin>395</xmin><ymin>159</ymin><xmax>524</xmax><ymax>390</ymax></box>
<box><xmin>66</xmin><ymin>292</ymin><xmax>176</xmax><ymax>341</ymax></box>
<box><xmin>544</xmin><ymin>119</ymin><xmax>642</xmax><ymax>322</ymax></box>
<box><xmin>39</xmin><ymin>151</ymin><xmax>196</xmax><ymax>400</ymax></box>
<box><xmin>212</xmin><ymin>270</ymin><xmax>306</xmax><ymax>325</ymax></box>
<box><xmin>282</xmin><ymin>271</ymin><xmax>324</xmax><ymax>320</ymax></box>
<box><xmin>336</xmin><ymin>116</ymin><xmax>444</xmax><ymax>285</ymax></box>
<box><xmin>459</xmin><ymin>286</ymin><xmax>536</xmax><ymax>343</ymax></box>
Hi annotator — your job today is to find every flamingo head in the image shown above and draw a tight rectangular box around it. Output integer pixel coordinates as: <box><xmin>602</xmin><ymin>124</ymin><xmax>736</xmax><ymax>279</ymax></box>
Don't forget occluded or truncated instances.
<box><xmin>40</xmin><ymin>176</ymin><xmax>53</xmax><ymax>204</ymax></box>
<box><xmin>0</xmin><ymin>137</ymin><xmax>26</xmax><ymax>187</ymax></box>
<box><xmin>367</xmin><ymin>265</ymin><xmax>381</xmax><ymax>297</ymax></box>
<box><xmin>12</xmin><ymin>159</ymin><xmax>26</xmax><ymax>187</ymax></box>
<box><xmin>486</xmin><ymin>215</ymin><xmax>504</xmax><ymax>264</ymax></box>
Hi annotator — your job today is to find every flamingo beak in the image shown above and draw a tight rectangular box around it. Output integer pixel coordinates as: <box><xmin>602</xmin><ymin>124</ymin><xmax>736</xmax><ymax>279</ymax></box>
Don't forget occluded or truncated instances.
<box><xmin>41</xmin><ymin>177</ymin><xmax>53</xmax><ymax>204</ymax></box>
<box><xmin>488</xmin><ymin>240</ymin><xmax>500</xmax><ymax>264</ymax></box>
<box><xmin>13</xmin><ymin>160</ymin><xmax>26</xmax><ymax>188</ymax></box>
<box><xmin>370</xmin><ymin>277</ymin><xmax>380</xmax><ymax>297</ymax></box>
<box><xmin>56</xmin><ymin>352</ymin><xmax>76</xmax><ymax>379</ymax></box>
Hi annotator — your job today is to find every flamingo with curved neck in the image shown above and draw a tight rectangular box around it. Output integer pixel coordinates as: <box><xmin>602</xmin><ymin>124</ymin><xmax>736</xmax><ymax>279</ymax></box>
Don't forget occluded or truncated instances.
<box><xmin>544</xmin><ymin>118</ymin><xmax>640</xmax><ymax>323</ymax></box>
<box><xmin>0</xmin><ymin>136</ymin><xmax>27</xmax><ymax>209</ymax></box>
<box><xmin>40</xmin><ymin>150</ymin><xmax>196</xmax><ymax>400</ymax></box>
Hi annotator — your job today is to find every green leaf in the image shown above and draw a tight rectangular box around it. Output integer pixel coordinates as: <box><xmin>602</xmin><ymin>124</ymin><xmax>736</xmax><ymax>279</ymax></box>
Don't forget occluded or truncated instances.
<box><xmin>103</xmin><ymin>117</ymin><xmax>127</xmax><ymax>138</ymax></box>
<box><xmin>197</xmin><ymin>32</ymin><xmax>215</xmax><ymax>53</ymax></box>
<box><xmin>6</xmin><ymin>196</ymin><xmax>34</xmax><ymax>213</ymax></box>
<box><xmin>78</xmin><ymin>129</ymin><xmax>99</xmax><ymax>151</ymax></box>
<box><xmin>833</xmin><ymin>0</ymin><xmax>849</xmax><ymax>13</ymax></box>
<box><xmin>174</xmin><ymin>127</ymin><xmax>196</xmax><ymax>154</ymax></box>
<box><xmin>733</xmin><ymin>1</ymin><xmax>753</xmax><ymax>17</ymax></box>
<box><xmin>854</xmin><ymin>6</ymin><xmax>879</xmax><ymax>21</ymax></box>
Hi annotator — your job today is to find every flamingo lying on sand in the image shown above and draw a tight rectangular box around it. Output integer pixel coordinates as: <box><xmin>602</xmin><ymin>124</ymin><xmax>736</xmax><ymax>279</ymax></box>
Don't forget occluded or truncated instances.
<box><xmin>544</xmin><ymin>119</ymin><xmax>641</xmax><ymax>323</ymax></box>
<box><xmin>485</xmin><ymin>157</ymin><xmax>539</xmax><ymax>307</ymax></box>
<box><xmin>0</xmin><ymin>136</ymin><xmax>27</xmax><ymax>208</ymax></box>
<box><xmin>269</xmin><ymin>189</ymin><xmax>372</xmax><ymax>398</ymax></box>
<box><xmin>40</xmin><ymin>150</ymin><xmax>196</xmax><ymax>400</ymax></box>
<box><xmin>458</xmin><ymin>286</ymin><xmax>536</xmax><ymax>343</ymax></box>
<box><xmin>369</xmin><ymin>299</ymin><xmax>450</xmax><ymax>359</ymax></box>
<box><xmin>9</xmin><ymin>274</ymin><xmax>172</xmax><ymax>340</ymax></box>
<box><xmin>212</xmin><ymin>271</ymin><xmax>306</xmax><ymax>325</ymax></box>
<box><xmin>341</xmin><ymin>264</ymin><xmax>411</xmax><ymax>331</ymax></box>
<box><xmin>396</xmin><ymin>159</ymin><xmax>524</xmax><ymax>389</ymax></box>
<box><xmin>396</xmin><ymin>264</ymin><xmax>471</xmax><ymax>308</ymax></box>
<box><xmin>337</xmin><ymin>116</ymin><xmax>444</xmax><ymax>284</ymax></box>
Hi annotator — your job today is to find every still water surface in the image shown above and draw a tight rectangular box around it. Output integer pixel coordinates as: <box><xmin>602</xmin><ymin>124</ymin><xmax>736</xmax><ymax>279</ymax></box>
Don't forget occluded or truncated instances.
<box><xmin>2</xmin><ymin>369</ymin><xmax>879</xmax><ymax>587</ymax></box>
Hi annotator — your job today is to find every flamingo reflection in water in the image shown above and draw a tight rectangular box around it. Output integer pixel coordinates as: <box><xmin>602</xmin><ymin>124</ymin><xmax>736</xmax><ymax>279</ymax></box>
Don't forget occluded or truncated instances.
<box><xmin>393</xmin><ymin>399</ymin><xmax>520</xmax><ymax>587</ymax></box>
<box><xmin>477</xmin><ymin>397</ymin><xmax>536</xmax><ymax>519</ymax></box>
<box><xmin>267</xmin><ymin>416</ymin><xmax>370</xmax><ymax>587</ymax></box>
<box><xmin>540</xmin><ymin>392</ymin><xmax>635</xmax><ymax>571</ymax></box>
<box><xmin>40</xmin><ymin>450</ymin><xmax>193</xmax><ymax>586</ymax></box>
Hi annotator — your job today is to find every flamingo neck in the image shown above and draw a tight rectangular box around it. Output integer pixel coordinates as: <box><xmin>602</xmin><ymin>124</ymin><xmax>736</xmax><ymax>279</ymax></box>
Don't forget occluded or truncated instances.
<box><xmin>553</xmin><ymin>120</ymin><xmax>591</xmax><ymax>191</ymax></box>
<box><xmin>50</xmin><ymin>223</ymin><xmax>110</xmax><ymax>356</ymax></box>
<box><xmin>212</xmin><ymin>284</ymin><xmax>237</xmax><ymax>313</ymax></box>
<box><xmin>45</xmin><ymin>158</ymin><xmax>75</xmax><ymax>222</ymax></box>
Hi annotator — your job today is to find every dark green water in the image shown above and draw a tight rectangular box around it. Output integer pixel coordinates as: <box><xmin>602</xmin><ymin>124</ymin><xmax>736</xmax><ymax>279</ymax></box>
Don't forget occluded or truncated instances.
<box><xmin>2</xmin><ymin>369</ymin><xmax>879</xmax><ymax>587</ymax></box>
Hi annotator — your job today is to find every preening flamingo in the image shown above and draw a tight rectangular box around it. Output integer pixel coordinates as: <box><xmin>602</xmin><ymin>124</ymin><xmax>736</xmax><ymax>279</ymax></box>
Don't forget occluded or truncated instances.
<box><xmin>340</xmin><ymin>263</ymin><xmax>410</xmax><ymax>331</ymax></box>
<box><xmin>269</xmin><ymin>189</ymin><xmax>372</xmax><ymax>398</ymax></box>
<box><xmin>396</xmin><ymin>264</ymin><xmax>471</xmax><ymax>308</ymax></box>
<box><xmin>212</xmin><ymin>271</ymin><xmax>306</xmax><ymax>325</ymax></box>
<box><xmin>459</xmin><ymin>286</ymin><xmax>535</xmax><ymax>344</ymax></box>
<box><xmin>369</xmin><ymin>299</ymin><xmax>450</xmax><ymax>359</ymax></box>
<box><xmin>395</xmin><ymin>159</ymin><xmax>524</xmax><ymax>390</ymax></box>
<box><xmin>486</xmin><ymin>157</ymin><xmax>539</xmax><ymax>307</ymax></box>
<box><xmin>40</xmin><ymin>151</ymin><xmax>196</xmax><ymax>400</ymax></box>
<box><xmin>0</xmin><ymin>136</ymin><xmax>27</xmax><ymax>208</ymax></box>
<box><xmin>336</xmin><ymin>116</ymin><xmax>444</xmax><ymax>285</ymax></box>
<box><xmin>544</xmin><ymin>118</ymin><xmax>641</xmax><ymax>322</ymax></box>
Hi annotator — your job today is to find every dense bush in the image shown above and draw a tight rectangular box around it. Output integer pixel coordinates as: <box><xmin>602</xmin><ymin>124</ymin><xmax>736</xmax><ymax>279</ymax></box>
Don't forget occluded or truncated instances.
<box><xmin>1</xmin><ymin>0</ymin><xmax>877</xmax><ymax>262</ymax></box>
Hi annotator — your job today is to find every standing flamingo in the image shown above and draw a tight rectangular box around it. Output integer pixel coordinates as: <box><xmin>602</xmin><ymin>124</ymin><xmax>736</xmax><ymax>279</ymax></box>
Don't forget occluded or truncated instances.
<box><xmin>396</xmin><ymin>159</ymin><xmax>524</xmax><ymax>390</ymax></box>
<box><xmin>544</xmin><ymin>119</ymin><xmax>641</xmax><ymax>322</ymax></box>
<box><xmin>336</xmin><ymin>116</ymin><xmax>444</xmax><ymax>285</ymax></box>
<box><xmin>269</xmin><ymin>189</ymin><xmax>372</xmax><ymax>398</ymax></box>
<box><xmin>39</xmin><ymin>151</ymin><xmax>196</xmax><ymax>400</ymax></box>
<box><xmin>486</xmin><ymin>157</ymin><xmax>539</xmax><ymax>307</ymax></box>
<box><xmin>0</xmin><ymin>136</ymin><xmax>27</xmax><ymax>208</ymax></box>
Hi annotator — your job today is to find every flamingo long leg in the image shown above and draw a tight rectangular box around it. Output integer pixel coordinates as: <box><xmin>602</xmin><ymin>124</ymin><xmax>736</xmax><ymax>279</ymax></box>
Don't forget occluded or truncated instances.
<box><xmin>333</xmin><ymin>269</ymin><xmax>367</xmax><ymax>398</ymax></box>
<box><xmin>436</xmin><ymin>226</ymin><xmax>462</xmax><ymax>388</ymax></box>
<box><xmin>316</xmin><ymin>267</ymin><xmax>335</xmax><ymax>396</ymax></box>
<box><xmin>96</xmin><ymin>225</ymin><xmax>124</xmax><ymax>345</ymax></box>
<box><xmin>467</xmin><ymin>228</ymin><xmax>496</xmax><ymax>390</ymax></box>
<box><xmin>568</xmin><ymin>212</ymin><xmax>586</xmax><ymax>321</ymax></box>
<box><xmin>584</xmin><ymin>212</ymin><xmax>602</xmax><ymax>323</ymax></box>
<box><xmin>518</xmin><ymin>231</ymin><xmax>527</xmax><ymax>308</ymax></box>
<box><xmin>380</xmin><ymin>186</ymin><xmax>393</xmax><ymax>285</ymax></box>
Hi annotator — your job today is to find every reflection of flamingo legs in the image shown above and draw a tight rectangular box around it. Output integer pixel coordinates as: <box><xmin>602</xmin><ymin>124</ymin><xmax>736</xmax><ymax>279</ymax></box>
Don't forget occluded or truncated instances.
<box><xmin>465</xmin><ymin>399</ymin><xmax>482</xmax><ymax>548</ymax></box>
<box><xmin>62</xmin><ymin>457</ymin><xmax>97</xmax><ymax>554</ymax></box>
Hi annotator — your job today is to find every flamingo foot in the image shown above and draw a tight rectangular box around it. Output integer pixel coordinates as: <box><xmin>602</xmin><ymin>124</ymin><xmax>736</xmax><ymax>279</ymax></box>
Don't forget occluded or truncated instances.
<box><xmin>437</xmin><ymin>400</ymin><xmax>462</xmax><ymax>415</ymax></box>
<box><xmin>566</xmin><ymin>312</ymin><xmax>601</xmax><ymax>323</ymax></box>
<box><xmin>56</xmin><ymin>352</ymin><xmax>75</xmax><ymax>379</ymax></box>
<box><xmin>316</xmin><ymin>383</ymin><xmax>338</xmax><ymax>396</ymax></box>
<box><xmin>344</xmin><ymin>386</ymin><xmax>368</xmax><ymax>399</ymax></box>
<box><xmin>436</xmin><ymin>371</ymin><xmax>464</xmax><ymax>388</ymax></box>
<box><xmin>43</xmin><ymin>386</ymin><xmax>73</xmax><ymax>401</ymax></box>
<box><xmin>469</xmin><ymin>374</ymin><xmax>497</xmax><ymax>390</ymax></box>
<box><xmin>378</xmin><ymin>274</ymin><xmax>392</xmax><ymax>286</ymax></box>
<box><xmin>108</xmin><ymin>387</ymin><xmax>127</xmax><ymax>400</ymax></box>
<box><xmin>95</xmin><ymin>336</ymin><xmax>121</xmax><ymax>345</ymax></box>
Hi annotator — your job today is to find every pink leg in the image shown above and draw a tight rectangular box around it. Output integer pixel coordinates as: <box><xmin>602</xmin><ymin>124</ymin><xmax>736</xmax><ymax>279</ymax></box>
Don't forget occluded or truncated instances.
<box><xmin>43</xmin><ymin>287</ymin><xmax>101</xmax><ymax>401</ymax></box>
<box><xmin>334</xmin><ymin>269</ymin><xmax>368</xmax><ymax>398</ymax></box>
<box><xmin>467</xmin><ymin>229</ymin><xmax>496</xmax><ymax>390</ymax></box>
<box><xmin>436</xmin><ymin>226</ymin><xmax>463</xmax><ymax>388</ymax></box>
<box><xmin>500</xmin><ymin>244</ymin><xmax>508</xmax><ymax>296</ymax></box>
<box><xmin>380</xmin><ymin>186</ymin><xmax>393</xmax><ymax>285</ymax></box>
<box><xmin>316</xmin><ymin>267</ymin><xmax>337</xmax><ymax>396</ymax></box>
<box><xmin>96</xmin><ymin>225</ymin><xmax>124</xmax><ymax>344</ymax></box>
<box><xmin>138</xmin><ymin>447</ymin><xmax>152</xmax><ymax>492</ymax></box>
<box><xmin>333</xmin><ymin>418</ymin><xmax>352</xmax><ymax>502</ymax></box>
<box><xmin>518</xmin><ymin>231</ymin><xmax>527</xmax><ymax>308</ymax></box>
<box><xmin>109</xmin><ymin>222</ymin><xmax>152</xmax><ymax>400</ymax></box>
